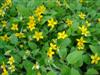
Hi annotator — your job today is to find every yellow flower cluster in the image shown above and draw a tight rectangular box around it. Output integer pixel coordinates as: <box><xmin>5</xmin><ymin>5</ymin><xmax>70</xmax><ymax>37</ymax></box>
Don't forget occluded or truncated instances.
<box><xmin>35</xmin><ymin>5</ymin><xmax>46</xmax><ymax>21</ymax></box>
<box><xmin>1</xmin><ymin>62</ymin><xmax>8</xmax><ymax>75</ymax></box>
<box><xmin>27</xmin><ymin>16</ymin><xmax>36</xmax><ymax>31</ymax></box>
<box><xmin>47</xmin><ymin>42</ymin><xmax>58</xmax><ymax>59</ymax></box>
<box><xmin>0</xmin><ymin>0</ymin><xmax>12</xmax><ymax>17</ymax></box>
<box><xmin>48</xmin><ymin>18</ymin><xmax>58</xmax><ymax>29</ymax></box>
<box><xmin>8</xmin><ymin>56</ymin><xmax>15</xmax><ymax>72</ymax></box>
<box><xmin>1</xmin><ymin>56</ymin><xmax>15</xmax><ymax>75</ymax></box>
<box><xmin>91</xmin><ymin>54</ymin><xmax>100</xmax><ymax>64</ymax></box>
<box><xmin>76</xmin><ymin>37</ymin><xmax>86</xmax><ymax>49</ymax></box>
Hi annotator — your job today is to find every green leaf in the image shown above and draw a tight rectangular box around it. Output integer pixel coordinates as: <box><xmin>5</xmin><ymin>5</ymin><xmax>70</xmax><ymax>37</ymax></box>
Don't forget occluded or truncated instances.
<box><xmin>57</xmin><ymin>38</ymin><xmax>71</xmax><ymax>48</ymax></box>
<box><xmin>58</xmin><ymin>47</ymin><xmax>67</xmax><ymax>58</ymax></box>
<box><xmin>61</xmin><ymin>66</ymin><xmax>70</xmax><ymax>75</ymax></box>
<box><xmin>10</xmin><ymin>34</ymin><xmax>18</xmax><ymax>45</ymax></box>
<box><xmin>47</xmin><ymin>71</ymin><xmax>56</xmax><ymax>75</ymax></box>
<box><xmin>67</xmin><ymin>50</ymin><xmax>83</xmax><ymax>67</ymax></box>
<box><xmin>70</xmin><ymin>68</ymin><xmax>80</xmax><ymax>75</ymax></box>
<box><xmin>83</xmin><ymin>54</ymin><xmax>91</xmax><ymax>64</ymax></box>
<box><xmin>28</xmin><ymin>41</ymin><xmax>37</xmax><ymax>50</ymax></box>
<box><xmin>23</xmin><ymin>60</ymin><xmax>34</xmax><ymax>75</ymax></box>
<box><xmin>85</xmin><ymin>68</ymin><xmax>99</xmax><ymax>75</ymax></box>
<box><xmin>89</xmin><ymin>45</ymin><xmax>100</xmax><ymax>55</ymax></box>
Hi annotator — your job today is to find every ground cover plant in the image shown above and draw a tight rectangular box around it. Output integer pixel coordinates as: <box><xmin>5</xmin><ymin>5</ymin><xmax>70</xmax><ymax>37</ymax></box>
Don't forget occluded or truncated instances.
<box><xmin>0</xmin><ymin>0</ymin><xmax>100</xmax><ymax>75</ymax></box>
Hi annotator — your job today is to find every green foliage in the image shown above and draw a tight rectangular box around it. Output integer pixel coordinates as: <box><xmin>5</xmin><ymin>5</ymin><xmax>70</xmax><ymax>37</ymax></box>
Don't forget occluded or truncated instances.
<box><xmin>0</xmin><ymin>0</ymin><xmax>100</xmax><ymax>75</ymax></box>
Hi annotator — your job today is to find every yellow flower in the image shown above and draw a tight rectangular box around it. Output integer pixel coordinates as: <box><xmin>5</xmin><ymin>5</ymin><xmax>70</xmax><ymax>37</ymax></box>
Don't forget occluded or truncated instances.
<box><xmin>76</xmin><ymin>37</ymin><xmax>86</xmax><ymax>49</ymax></box>
<box><xmin>27</xmin><ymin>16</ymin><xmax>36</xmax><ymax>31</ymax></box>
<box><xmin>32</xmin><ymin>62</ymin><xmax>40</xmax><ymax>70</ymax></box>
<box><xmin>2</xmin><ymin>68</ymin><xmax>8</xmax><ymax>75</ymax></box>
<box><xmin>15</xmin><ymin>32</ymin><xmax>25</xmax><ymax>38</ymax></box>
<box><xmin>11</xmin><ymin>24</ymin><xmax>18</xmax><ymax>31</ymax></box>
<box><xmin>48</xmin><ymin>18</ymin><xmax>57</xmax><ymax>29</ymax></box>
<box><xmin>8</xmin><ymin>56</ymin><xmax>15</xmax><ymax>65</ymax></box>
<box><xmin>1</xmin><ymin>62</ymin><xmax>8</xmax><ymax>75</ymax></box>
<box><xmin>35</xmin><ymin>5</ymin><xmax>46</xmax><ymax>16</ymax></box>
<box><xmin>8</xmin><ymin>65</ymin><xmax>15</xmax><ymax>72</ymax></box>
<box><xmin>37</xmin><ymin>14</ymin><xmax>43</xmax><ymax>22</ymax></box>
<box><xmin>79</xmin><ymin>12</ymin><xmax>86</xmax><ymax>19</ymax></box>
<box><xmin>1</xmin><ymin>62</ymin><xmax>6</xmax><ymax>69</ymax></box>
<box><xmin>58</xmin><ymin>31</ymin><xmax>68</xmax><ymax>39</ymax></box>
<box><xmin>1</xmin><ymin>21</ymin><xmax>7</xmax><ymax>28</ymax></box>
<box><xmin>33</xmin><ymin>31</ymin><xmax>43</xmax><ymax>41</ymax></box>
<box><xmin>66</xmin><ymin>19</ymin><xmax>73</xmax><ymax>27</ymax></box>
<box><xmin>0</xmin><ymin>9</ymin><xmax>5</xmax><ymax>17</ymax></box>
<box><xmin>0</xmin><ymin>34</ymin><xmax>9</xmax><ymax>41</ymax></box>
<box><xmin>47</xmin><ymin>48</ymin><xmax>55</xmax><ymax>59</ymax></box>
<box><xmin>91</xmin><ymin>54</ymin><xmax>100</xmax><ymax>64</ymax></box>
<box><xmin>50</xmin><ymin>43</ymin><xmax>57</xmax><ymax>50</ymax></box>
<box><xmin>79</xmin><ymin>25</ymin><xmax>90</xmax><ymax>36</ymax></box>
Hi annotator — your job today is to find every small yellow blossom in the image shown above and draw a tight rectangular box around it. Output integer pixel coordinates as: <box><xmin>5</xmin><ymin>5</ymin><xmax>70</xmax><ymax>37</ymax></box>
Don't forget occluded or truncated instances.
<box><xmin>47</xmin><ymin>48</ymin><xmax>55</xmax><ymax>59</ymax></box>
<box><xmin>79</xmin><ymin>25</ymin><xmax>90</xmax><ymax>36</ymax></box>
<box><xmin>66</xmin><ymin>19</ymin><xmax>73</xmax><ymax>27</ymax></box>
<box><xmin>79</xmin><ymin>12</ymin><xmax>86</xmax><ymax>20</ymax></box>
<box><xmin>0</xmin><ymin>34</ymin><xmax>9</xmax><ymax>41</ymax></box>
<box><xmin>15</xmin><ymin>32</ymin><xmax>25</xmax><ymax>38</ymax></box>
<box><xmin>48</xmin><ymin>18</ymin><xmax>57</xmax><ymax>29</ymax></box>
<box><xmin>11</xmin><ymin>24</ymin><xmax>18</xmax><ymax>31</ymax></box>
<box><xmin>91</xmin><ymin>54</ymin><xmax>100</xmax><ymax>64</ymax></box>
<box><xmin>58</xmin><ymin>31</ymin><xmax>68</xmax><ymax>39</ymax></box>
<box><xmin>1</xmin><ymin>21</ymin><xmax>7</xmax><ymax>28</ymax></box>
<box><xmin>32</xmin><ymin>62</ymin><xmax>40</xmax><ymax>70</ymax></box>
<box><xmin>33</xmin><ymin>31</ymin><xmax>43</xmax><ymax>41</ymax></box>
<box><xmin>1</xmin><ymin>62</ymin><xmax>6</xmax><ymax>69</ymax></box>
<box><xmin>50</xmin><ymin>43</ymin><xmax>57</xmax><ymax>50</ymax></box>
<box><xmin>8</xmin><ymin>56</ymin><xmax>15</xmax><ymax>65</ymax></box>
<box><xmin>35</xmin><ymin>5</ymin><xmax>46</xmax><ymax>21</ymax></box>
<box><xmin>35</xmin><ymin>5</ymin><xmax>46</xmax><ymax>16</ymax></box>
<box><xmin>37</xmin><ymin>15</ymin><xmax>43</xmax><ymax>22</ymax></box>
<box><xmin>8</xmin><ymin>65</ymin><xmax>15</xmax><ymax>72</ymax></box>
<box><xmin>27</xmin><ymin>16</ymin><xmax>36</xmax><ymax>31</ymax></box>
<box><xmin>1</xmin><ymin>62</ymin><xmax>8</xmax><ymax>75</ymax></box>
<box><xmin>2</xmin><ymin>68</ymin><xmax>8</xmax><ymax>75</ymax></box>
<box><xmin>76</xmin><ymin>37</ymin><xmax>86</xmax><ymax>49</ymax></box>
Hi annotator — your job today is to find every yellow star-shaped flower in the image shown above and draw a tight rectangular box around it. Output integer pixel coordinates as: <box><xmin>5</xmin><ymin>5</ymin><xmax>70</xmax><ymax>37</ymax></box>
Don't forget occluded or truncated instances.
<box><xmin>33</xmin><ymin>31</ymin><xmax>43</xmax><ymax>41</ymax></box>
<box><xmin>66</xmin><ymin>19</ymin><xmax>73</xmax><ymax>27</ymax></box>
<box><xmin>8</xmin><ymin>56</ymin><xmax>15</xmax><ymax>65</ymax></box>
<box><xmin>58</xmin><ymin>31</ymin><xmax>68</xmax><ymax>39</ymax></box>
<box><xmin>79</xmin><ymin>12</ymin><xmax>86</xmax><ymax>20</ymax></box>
<box><xmin>76</xmin><ymin>37</ymin><xmax>86</xmax><ymax>49</ymax></box>
<box><xmin>79</xmin><ymin>25</ymin><xmax>90</xmax><ymax>36</ymax></box>
<box><xmin>47</xmin><ymin>48</ymin><xmax>55</xmax><ymax>59</ymax></box>
<box><xmin>91</xmin><ymin>54</ymin><xmax>100</xmax><ymax>64</ymax></box>
<box><xmin>48</xmin><ymin>18</ymin><xmax>57</xmax><ymax>29</ymax></box>
<box><xmin>11</xmin><ymin>24</ymin><xmax>18</xmax><ymax>31</ymax></box>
